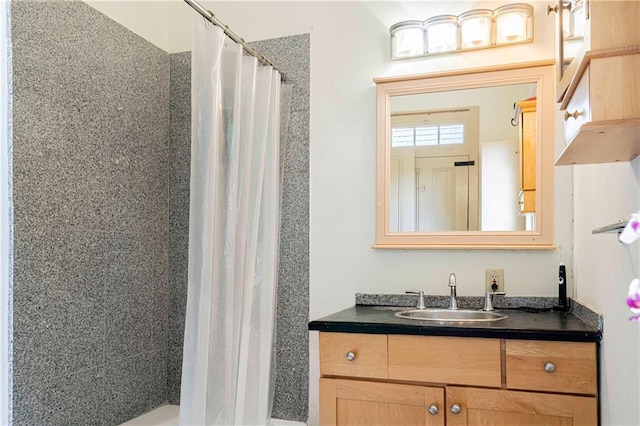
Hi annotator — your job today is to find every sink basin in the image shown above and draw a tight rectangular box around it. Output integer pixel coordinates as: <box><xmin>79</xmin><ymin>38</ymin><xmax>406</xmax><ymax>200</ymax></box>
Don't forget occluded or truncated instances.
<box><xmin>395</xmin><ymin>309</ymin><xmax>507</xmax><ymax>322</ymax></box>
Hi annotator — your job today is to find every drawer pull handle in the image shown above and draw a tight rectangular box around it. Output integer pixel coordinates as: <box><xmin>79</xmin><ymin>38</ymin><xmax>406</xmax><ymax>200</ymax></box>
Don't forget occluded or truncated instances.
<box><xmin>545</xmin><ymin>362</ymin><xmax>557</xmax><ymax>373</ymax></box>
<box><xmin>428</xmin><ymin>405</ymin><xmax>439</xmax><ymax>415</ymax></box>
<box><xmin>564</xmin><ymin>110</ymin><xmax>583</xmax><ymax>121</ymax></box>
<box><xmin>345</xmin><ymin>351</ymin><xmax>356</xmax><ymax>361</ymax></box>
<box><xmin>450</xmin><ymin>404</ymin><xmax>461</xmax><ymax>415</ymax></box>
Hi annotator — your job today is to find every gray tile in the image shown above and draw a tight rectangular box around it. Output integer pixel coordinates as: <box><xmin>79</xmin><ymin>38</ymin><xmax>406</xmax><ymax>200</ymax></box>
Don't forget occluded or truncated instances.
<box><xmin>13</xmin><ymin>229</ymin><xmax>167</xmax><ymax>307</ymax></box>
<box><xmin>251</xmin><ymin>34</ymin><xmax>310</xmax><ymax>112</ymax></box>
<box><xmin>12</xmin><ymin>1</ymin><xmax>171</xmax><ymax>423</ymax></box>
<box><xmin>12</xmin><ymin>298</ymin><xmax>104</xmax><ymax>382</ymax></box>
<box><xmin>279</xmin><ymin>171</ymin><xmax>310</xmax><ymax>248</ymax></box>
<box><xmin>168</xmin><ymin>50</ymin><xmax>192</xmax><ymax>392</ymax></box>
<box><xmin>167</xmin><ymin>345</ymin><xmax>183</xmax><ymax>406</ymax></box>
<box><xmin>13</xmin><ymin>366</ymin><xmax>103</xmax><ymax>426</ymax></box>
<box><xmin>99</xmin><ymin>230</ymin><xmax>168</xmax><ymax>298</ymax></box>
<box><xmin>168</xmin><ymin>272</ymin><xmax>187</xmax><ymax>348</ymax></box>
<box><xmin>281</xmin><ymin>111</ymin><xmax>310</xmax><ymax>176</ymax></box>
<box><xmin>104</xmin><ymin>291</ymin><xmax>166</xmax><ymax>362</ymax></box>
<box><xmin>251</xmin><ymin>33</ymin><xmax>310</xmax><ymax>421</ymax></box>
<box><xmin>354</xmin><ymin>293</ymin><xmax>565</xmax><ymax>311</ymax></box>
<box><xmin>102</xmin><ymin>350</ymin><xmax>167</xmax><ymax>425</ymax></box>
<box><xmin>572</xmin><ymin>298</ymin><xmax>603</xmax><ymax>330</ymax></box>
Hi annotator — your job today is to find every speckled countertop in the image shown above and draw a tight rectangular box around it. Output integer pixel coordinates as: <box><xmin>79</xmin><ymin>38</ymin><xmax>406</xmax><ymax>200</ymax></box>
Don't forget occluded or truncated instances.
<box><xmin>309</xmin><ymin>294</ymin><xmax>602</xmax><ymax>343</ymax></box>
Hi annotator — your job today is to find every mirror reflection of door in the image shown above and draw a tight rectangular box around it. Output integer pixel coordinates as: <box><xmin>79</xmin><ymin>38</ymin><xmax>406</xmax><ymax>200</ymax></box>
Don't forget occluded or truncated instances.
<box><xmin>389</xmin><ymin>107</ymin><xmax>479</xmax><ymax>232</ymax></box>
<box><xmin>416</xmin><ymin>156</ymin><xmax>470</xmax><ymax>231</ymax></box>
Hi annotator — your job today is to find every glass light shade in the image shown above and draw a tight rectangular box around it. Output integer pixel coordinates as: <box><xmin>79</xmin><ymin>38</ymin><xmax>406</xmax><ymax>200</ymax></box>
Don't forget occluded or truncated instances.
<box><xmin>562</xmin><ymin>2</ymin><xmax>571</xmax><ymax>38</ymax></box>
<box><xmin>570</xmin><ymin>0</ymin><xmax>585</xmax><ymax>38</ymax></box>
<box><xmin>425</xmin><ymin>15</ymin><xmax>459</xmax><ymax>53</ymax></box>
<box><xmin>390</xmin><ymin>20</ymin><xmax>425</xmax><ymax>59</ymax></box>
<box><xmin>459</xmin><ymin>10</ymin><xmax>493</xmax><ymax>48</ymax></box>
<box><xmin>494</xmin><ymin>3</ymin><xmax>533</xmax><ymax>44</ymax></box>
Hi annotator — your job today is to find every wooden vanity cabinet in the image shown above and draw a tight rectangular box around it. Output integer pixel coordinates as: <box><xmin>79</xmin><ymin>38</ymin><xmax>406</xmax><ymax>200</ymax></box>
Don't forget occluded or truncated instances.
<box><xmin>318</xmin><ymin>332</ymin><xmax>598</xmax><ymax>426</ymax></box>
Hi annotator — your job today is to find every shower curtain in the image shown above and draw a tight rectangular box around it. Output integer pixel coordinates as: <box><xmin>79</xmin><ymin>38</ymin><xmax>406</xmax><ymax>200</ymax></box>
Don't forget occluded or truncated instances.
<box><xmin>180</xmin><ymin>21</ymin><xmax>283</xmax><ymax>426</ymax></box>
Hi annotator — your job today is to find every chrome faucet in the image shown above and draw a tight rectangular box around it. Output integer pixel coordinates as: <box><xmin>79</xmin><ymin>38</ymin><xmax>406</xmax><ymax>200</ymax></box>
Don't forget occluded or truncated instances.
<box><xmin>448</xmin><ymin>273</ymin><xmax>458</xmax><ymax>310</ymax></box>
<box><xmin>483</xmin><ymin>291</ymin><xmax>506</xmax><ymax>311</ymax></box>
<box><xmin>406</xmin><ymin>290</ymin><xmax>426</xmax><ymax>309</ymax></box>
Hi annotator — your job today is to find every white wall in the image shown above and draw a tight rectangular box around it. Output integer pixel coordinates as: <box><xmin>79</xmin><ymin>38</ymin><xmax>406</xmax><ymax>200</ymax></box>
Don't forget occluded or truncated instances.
<box><xmin>574</xmin><ymin>158</ymin><xmax>640</xmax><ymax>426</ymax></box>
<box><xmin>481</xmin><ymin>140</ymin><xmax>521</xmax><ymax>231</ymax></box>
<box><xmin>84</xmin><ymin>0</ymin><xmax>171</xmax><ymax>51</ymax></box>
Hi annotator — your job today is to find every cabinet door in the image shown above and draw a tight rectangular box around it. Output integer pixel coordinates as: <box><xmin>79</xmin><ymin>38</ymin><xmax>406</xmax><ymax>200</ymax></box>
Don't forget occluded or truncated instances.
<box><xmin>446</xmin><ymin>386</ymin><xmax>597</xmax><ymax>426</ymax></box>
<box><xmin>320</xmin><ymin>378</ymin><xmax>444</xmax><ymax>426</ymax></box>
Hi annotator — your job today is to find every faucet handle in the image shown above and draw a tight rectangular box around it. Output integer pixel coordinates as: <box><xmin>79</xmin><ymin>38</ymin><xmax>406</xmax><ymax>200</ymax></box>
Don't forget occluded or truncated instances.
<box><xmin>483</xmin><ymin>291</ymin><xmax>506</xmax><ymax>311</ymax></box>
<box><xmin>448</xmin><ymin>273</ymin><xmax>457</xmax><ymax>287</ymax></box>
<box><xmin>406</xmin><ymin>290</ymin><xmax>426</xmax><ymax>309</ymax></box>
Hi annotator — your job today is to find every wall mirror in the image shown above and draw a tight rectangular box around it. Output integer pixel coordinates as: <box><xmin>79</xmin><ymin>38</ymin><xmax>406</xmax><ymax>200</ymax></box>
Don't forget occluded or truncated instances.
<box><xmin>374</xmin><ymin>61</ymin><xmax>555</xmax><ymax>249</ymax></box>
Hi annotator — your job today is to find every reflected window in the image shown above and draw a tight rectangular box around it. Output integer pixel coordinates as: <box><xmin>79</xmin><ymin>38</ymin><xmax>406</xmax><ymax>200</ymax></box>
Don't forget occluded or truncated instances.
<box><xmin>392</xmin><ymin>124</ymin><xmax>464</xmax><ymax>147</ymax></box>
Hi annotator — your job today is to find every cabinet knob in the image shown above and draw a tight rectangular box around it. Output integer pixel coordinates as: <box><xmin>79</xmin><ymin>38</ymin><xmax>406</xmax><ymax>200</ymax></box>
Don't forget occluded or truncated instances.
<box><xmin>545</xmin><ymin>362</ymin><xmax>557</xmax><ymax>373</ymax></box>
<box><xmin>546</xmin><ymin>4</ymin><xmax>558</xmax><ymax>14</ymax></box>
<box><xmin>564</xmin><ymin>110</ymin><xmax>583</xmax><ymax>121</ymax></box>
<box><xmin>345</xmin><ymin>351</ymin><xmax>356</xmax><ymax>361</ymax></box>
<box><xmin>450</xmin><ymin>404</ymin><xmax>461</xmax><ymax>415</ymax></box>
<box><xmin>428</xmin><ymin>405</ymin><xmax>439</xmax><ymax>415</ymax></box>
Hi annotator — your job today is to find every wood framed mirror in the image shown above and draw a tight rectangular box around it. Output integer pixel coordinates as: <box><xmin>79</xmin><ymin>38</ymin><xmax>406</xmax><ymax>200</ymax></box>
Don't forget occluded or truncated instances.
<box><xmin>374</xmin><ymin>61</ymin><xmax>555</xmax><ymax>249</ymax></box>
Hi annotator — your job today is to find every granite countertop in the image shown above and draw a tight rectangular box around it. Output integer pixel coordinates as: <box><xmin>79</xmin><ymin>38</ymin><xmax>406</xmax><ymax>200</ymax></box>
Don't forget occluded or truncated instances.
<box><xmin>308</xmin><ymin>303</ymin><xmax>602</xmax><ymax>343</ymax></box>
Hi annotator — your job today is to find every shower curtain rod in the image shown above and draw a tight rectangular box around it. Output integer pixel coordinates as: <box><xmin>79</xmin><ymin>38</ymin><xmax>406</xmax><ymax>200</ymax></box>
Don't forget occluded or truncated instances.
<box><xmin>183</xmin><ymin>0</ymin><xmax>284</xmax><ymax>79</ymax></box>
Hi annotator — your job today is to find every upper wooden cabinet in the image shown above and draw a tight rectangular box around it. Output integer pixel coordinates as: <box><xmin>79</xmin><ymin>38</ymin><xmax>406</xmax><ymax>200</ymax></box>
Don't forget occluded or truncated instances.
<box><xmin>554</xmin><ymin>0</ymin><xmax>640</xmax><ymax>102</ymax></box>
<box><xmin>553</xmin><ymin>0</ymin><xmax>640</xmax><ymax>165</ymax></box>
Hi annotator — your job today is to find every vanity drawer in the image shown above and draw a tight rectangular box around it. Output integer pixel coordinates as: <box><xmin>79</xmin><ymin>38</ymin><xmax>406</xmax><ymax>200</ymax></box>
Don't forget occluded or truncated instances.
<box><xmin>506</xmin><ymin>340</ymin><xmax>597</xmax><ymax>395</ymax></box>
<box><xmin>388</xmin><ymin>335</ymin><xmax>501</xmax><ymax>387</ymax></box>
<box><xmin>319</xmin><ymin>332</ymin><xmax>388</xmax><ymax>379</ymax></box>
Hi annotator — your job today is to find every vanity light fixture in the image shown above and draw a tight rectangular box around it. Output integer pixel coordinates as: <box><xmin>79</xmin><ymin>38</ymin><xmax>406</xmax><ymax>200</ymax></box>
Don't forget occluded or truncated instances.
<box><xmin>390</xmin><ymin>20</ymin><xmax>425</xmax><ymax>59</ymax></box>
<box><xmin>569</xmin><ymin>0</ymin><xmax>585</xmax><ymax>39</ymax></box>
<box><xmin>459</xmin><ymin>10</ymin><xmax>493</xmax><ymax>49</ymax></box>
<box><xmin>390</xmin><ymin>2</ymin><xmax>534</xmax><ymax>60</ymax></box>
<box><xmin>494</xmin><ymin>3</ymin><xmax>533</xmax><ymax>44</ymax></box>
<box><xmin>424</xmin><ymin>15</ymin><xmax>458</xmax><ymax>54</ymax></box>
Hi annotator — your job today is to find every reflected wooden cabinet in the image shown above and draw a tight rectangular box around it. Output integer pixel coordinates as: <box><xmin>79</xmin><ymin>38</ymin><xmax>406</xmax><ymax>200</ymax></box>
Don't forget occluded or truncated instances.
<box><xmin>318</xmin><ymin>333</ymin><xmax>598</xmax><ymax>426</ymax></box>
<box><xmin>554</xmin><ymin>0</ymin><xmax>640</xmax><ymax>165</ymax></box>
<box><xmin>517</xmin><ymin>99</ymin><xmax>536</xmax><ymax>214</ymax></box>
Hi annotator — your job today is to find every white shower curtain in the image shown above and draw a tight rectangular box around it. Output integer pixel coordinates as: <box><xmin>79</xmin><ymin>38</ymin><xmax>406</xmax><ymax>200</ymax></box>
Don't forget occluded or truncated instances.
<box><xmin>180</xmin><ymin>21</ymin><xmax>282</xmax><ymax>426</ymax></box>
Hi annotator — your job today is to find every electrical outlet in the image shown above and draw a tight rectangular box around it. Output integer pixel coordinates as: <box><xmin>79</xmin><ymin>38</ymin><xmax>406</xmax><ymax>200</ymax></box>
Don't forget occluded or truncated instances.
<box><xmin>485</xmin><ymin>269</ymin><xmax>505</xmax><ymax>293</ymax></box>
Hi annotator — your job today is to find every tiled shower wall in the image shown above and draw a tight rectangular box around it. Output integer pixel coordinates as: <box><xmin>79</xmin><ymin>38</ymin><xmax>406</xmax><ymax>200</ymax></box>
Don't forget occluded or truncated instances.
<box><xmin>167</xmin><ymin>34</ymin><xmax>311</xmax><ymax>422</ymax></box>
<box><xmin>11</xmin><ymin>1</ymin><xmax>170</xmax><ymax>424</ymax></box>
<box><xmin>11</xmin><ymin>0</ymin><xmax>310</xmax><ymax>423</ymax></box>
<box><xmin>253</xmin><ymin>35</ymin><xmax>311</xmax><ymax>422</ymax></box>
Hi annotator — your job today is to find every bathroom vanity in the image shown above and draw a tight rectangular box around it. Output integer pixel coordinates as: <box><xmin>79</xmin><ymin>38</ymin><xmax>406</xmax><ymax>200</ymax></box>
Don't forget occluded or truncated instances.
<box><xmin>309</xmin><ymin>303</ymin><xmax>601</xmax><ymax>425</ymax></box>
